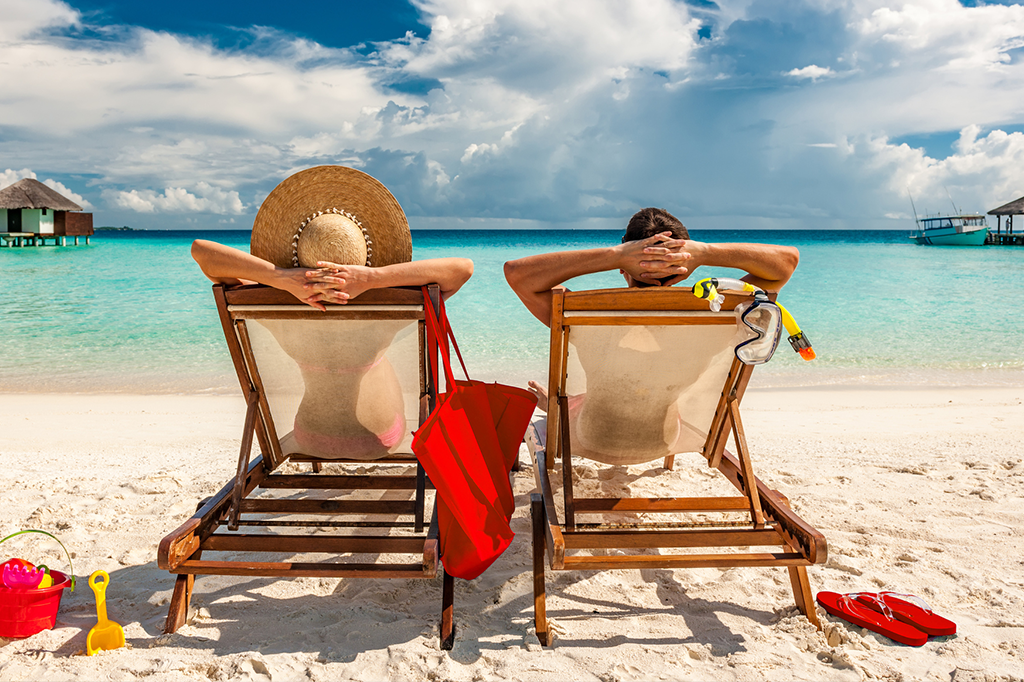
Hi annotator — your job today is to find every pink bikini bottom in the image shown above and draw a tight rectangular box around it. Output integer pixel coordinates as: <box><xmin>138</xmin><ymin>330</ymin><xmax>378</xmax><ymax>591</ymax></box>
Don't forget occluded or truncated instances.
<box><xmin>292</xmin><ymin>412</ymin><xmax>406</xmax><ymax>458</ymax></box>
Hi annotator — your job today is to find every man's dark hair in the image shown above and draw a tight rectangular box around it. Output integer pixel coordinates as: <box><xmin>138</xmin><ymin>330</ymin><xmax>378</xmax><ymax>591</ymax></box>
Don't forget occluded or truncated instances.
<box><xmin>622</xmin><ymin>207</ymin><xmax>689</xmax><ymax>243</ymax></box>
<box><xmin>622</xmin><ymin>208</ymin><xmax>689</xmax><ymax>287</ymax></box>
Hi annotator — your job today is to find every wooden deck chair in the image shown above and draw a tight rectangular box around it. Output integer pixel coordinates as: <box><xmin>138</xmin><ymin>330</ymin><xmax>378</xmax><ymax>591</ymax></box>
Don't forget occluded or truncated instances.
<box><xmin>527</xmin><ymin>286</ymin><xmax>827</xmax><ymax>645</ymax></box>
<box><xmin>158</xmin><ymin>283</ymin><xmax>458</xmax><ymax>649</ymax></box>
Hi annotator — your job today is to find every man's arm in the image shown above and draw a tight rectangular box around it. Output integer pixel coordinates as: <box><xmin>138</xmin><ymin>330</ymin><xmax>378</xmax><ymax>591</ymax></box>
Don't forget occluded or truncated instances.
<box><xmin>503</xmin><ymin>233</ymin><xmax>687</xmax><ymax>325</ymax></box>
<box><xmin>504</xmin><ymin>235</ymin><xmax>799</xmax><ymax>326</ymax></box>
<box><xmin>675</xmin><ymin>241</ymin><xmax>799</xmax><ymax>291</ymax></box>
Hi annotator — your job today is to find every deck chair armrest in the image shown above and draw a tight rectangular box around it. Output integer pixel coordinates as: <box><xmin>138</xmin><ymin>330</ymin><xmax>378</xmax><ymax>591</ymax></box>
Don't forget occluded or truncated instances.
<box><xmin>220</xmin><ymin>283</ymin><xmax>428</xmax><ymax>306</ymax></box>
<box><xmin>717</xmin><ymin>450</ymin><xmax>827</xmax><ymax>564</ymax></box>
<box><xmin>158</xmin><ymin>456</ymin><xmax>268</xmax><ymax>571</ymax></box>
<box><xmin>157</xmin><ymin>519</ymin><xmax>201</xmax><ymax>570</ymax></box>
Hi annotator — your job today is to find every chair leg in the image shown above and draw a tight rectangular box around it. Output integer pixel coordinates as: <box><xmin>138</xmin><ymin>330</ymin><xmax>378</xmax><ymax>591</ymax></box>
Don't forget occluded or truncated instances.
<box><xmin>788</xmin><ymin>565</ymin><xmax>820</xmax><ymax>630</ymax></box>
<box><xmin>415</xmin><ymin>464</ymin><xmax>426</xmax><ymax>534</ymax></box>
<box><xmin>532</xmin><ymin>495</ymin><xmax>550</xmax><ymax>646</ymax></box>
<box><xmin>164</xmin><ymin>573</ymin><xmax>195</xmax><ymax>633</ymax></box>
<box><xmin>440</xmin><ymin>568</ymin><xmax>456</xmax><ymax>650</ymax></box>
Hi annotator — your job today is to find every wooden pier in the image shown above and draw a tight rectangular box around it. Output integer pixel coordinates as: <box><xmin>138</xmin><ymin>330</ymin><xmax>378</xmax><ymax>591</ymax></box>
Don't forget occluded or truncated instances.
<box><xmin>988</xmin><ymin>196</ymin><xmax>1024</xmax><ymax>246</ymax></box>
<box><xmin>985</xmin><ymin>231</ymin><xmax>1024</xmax><ymax>246</ymax></box>
<box><xmin>2</xmin><ymin>232</ymin><xmax>90</xmax><ymax>247</ymax></box>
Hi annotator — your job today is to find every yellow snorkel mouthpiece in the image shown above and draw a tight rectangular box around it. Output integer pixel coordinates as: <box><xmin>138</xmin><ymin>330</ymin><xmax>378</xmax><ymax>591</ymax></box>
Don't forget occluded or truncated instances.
<box><xmin>692</xmin><ymin>277</ymin><xmax>756</xmax><ymax>312</ymax></box>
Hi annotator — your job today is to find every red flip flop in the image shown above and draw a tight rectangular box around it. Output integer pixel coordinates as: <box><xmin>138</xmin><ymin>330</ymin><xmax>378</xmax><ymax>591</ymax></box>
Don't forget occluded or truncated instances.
<box><xmin>855</xmin><ymin>592</ymin><xmax>957</xmax><ymax>637</ymax></box>
<box><xmin>815</xmin><ymin>591</ymin><xmax>928</xmax><ymax>646</ymax></box>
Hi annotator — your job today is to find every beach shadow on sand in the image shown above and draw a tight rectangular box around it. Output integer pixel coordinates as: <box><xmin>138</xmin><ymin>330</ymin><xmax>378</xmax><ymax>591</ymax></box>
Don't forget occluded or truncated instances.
<box><xmin>29</xmin><ymin>559</ymin><xmax>448</xmax><ymax>663</ymax></box>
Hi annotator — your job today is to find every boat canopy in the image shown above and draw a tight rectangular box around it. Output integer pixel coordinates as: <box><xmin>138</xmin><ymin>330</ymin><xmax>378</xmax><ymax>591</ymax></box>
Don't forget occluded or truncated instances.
<box><xmin>918</xmin><ymin>215</ymin><xmax>987</xmax><ymax>228</ymax></box>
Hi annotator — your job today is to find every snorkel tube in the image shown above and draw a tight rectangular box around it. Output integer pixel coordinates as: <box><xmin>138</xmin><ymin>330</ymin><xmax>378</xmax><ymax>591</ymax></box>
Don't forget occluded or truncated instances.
<box><xmin>778</xmin><ymin>304</ymin><xmax>816</xmax><ymax>361</ymax></box>
<box><xmin>691</xmin><ymin>277</ymin><xmax>816</xmax><ymax>361</ymax></box>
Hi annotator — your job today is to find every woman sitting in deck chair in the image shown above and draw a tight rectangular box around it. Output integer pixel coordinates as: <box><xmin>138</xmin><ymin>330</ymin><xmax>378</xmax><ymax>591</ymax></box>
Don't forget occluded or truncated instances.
<box><xmin>190</xmin><ymin>165</ymin><xmax>473</xmax><ymax>460</ymax></box>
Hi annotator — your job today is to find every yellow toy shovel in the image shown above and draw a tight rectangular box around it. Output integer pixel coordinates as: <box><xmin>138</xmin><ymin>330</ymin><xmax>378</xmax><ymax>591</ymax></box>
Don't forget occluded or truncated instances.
<box><xmin>86</xmin><ymin>570</ymin><xmax>125</xmax><ymax>655</ymax></box>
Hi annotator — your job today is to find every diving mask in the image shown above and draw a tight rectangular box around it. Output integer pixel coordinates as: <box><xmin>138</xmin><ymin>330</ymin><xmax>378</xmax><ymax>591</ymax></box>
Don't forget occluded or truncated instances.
<box><xmin>735</xmin><ymin>291</ymin><xmax>783</xmax><ymax>365</ymax></box>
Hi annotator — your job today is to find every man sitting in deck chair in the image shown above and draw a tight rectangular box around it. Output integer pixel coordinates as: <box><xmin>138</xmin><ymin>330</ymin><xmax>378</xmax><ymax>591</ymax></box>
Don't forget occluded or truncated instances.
<box><xmin>504</xmin><ymin>207</ymin><xmax>798</xmax><ymax>464</ymax></box>
<box><xmin>502</xmin><ymin>208</ymin><xmax>823</xmax><ymax>644</ymax></box>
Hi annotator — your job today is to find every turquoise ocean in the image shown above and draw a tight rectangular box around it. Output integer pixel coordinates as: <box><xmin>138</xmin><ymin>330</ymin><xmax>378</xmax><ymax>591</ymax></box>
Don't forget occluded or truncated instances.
<box><xmin>1</xmin><ymin>230</ymin><xmax>1021</xmax><ymax>393</ymax></box>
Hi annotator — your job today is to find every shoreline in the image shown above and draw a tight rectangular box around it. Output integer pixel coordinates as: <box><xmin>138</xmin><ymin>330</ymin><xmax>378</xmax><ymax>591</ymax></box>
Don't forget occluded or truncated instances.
<box><xmin>2</xmin><ymin>387</ymin><xmax>1022</xmax><ymax>680</ymax></box>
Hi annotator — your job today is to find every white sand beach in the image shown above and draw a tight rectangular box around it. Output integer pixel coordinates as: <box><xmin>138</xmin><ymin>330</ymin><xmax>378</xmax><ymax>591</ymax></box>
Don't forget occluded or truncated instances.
<box><xmin>1</xmin><ymin>386</ymin><xmax>1022</xmax><ymax>681</ymax></box>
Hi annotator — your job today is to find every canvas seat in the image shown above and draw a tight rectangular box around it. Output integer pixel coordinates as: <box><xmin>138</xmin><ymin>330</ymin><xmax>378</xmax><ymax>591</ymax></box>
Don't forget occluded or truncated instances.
<box><xmin>158</xmin><ymin>283</ymin><xmax>457</xmax><ymax>649</ymax></box>
<box><xmin>527</xmin><ymin>286</ymin><xmax>827</xmax><ymax>645</ymax></box>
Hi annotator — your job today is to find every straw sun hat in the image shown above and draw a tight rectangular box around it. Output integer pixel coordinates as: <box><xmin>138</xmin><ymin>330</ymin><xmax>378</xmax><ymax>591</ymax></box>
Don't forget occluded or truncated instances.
<box><xmin>251</xmin><ymin>166</ymin><xmax>412</xmax><ymax>269</ymax></box>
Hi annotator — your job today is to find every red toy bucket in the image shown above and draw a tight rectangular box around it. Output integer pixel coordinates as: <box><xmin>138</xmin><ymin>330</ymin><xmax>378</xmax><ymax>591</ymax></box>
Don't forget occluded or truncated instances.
<box><xmin>0</xmin><ymin>569</ymin><xmax>72</xmax><ymax>638</ymax></box>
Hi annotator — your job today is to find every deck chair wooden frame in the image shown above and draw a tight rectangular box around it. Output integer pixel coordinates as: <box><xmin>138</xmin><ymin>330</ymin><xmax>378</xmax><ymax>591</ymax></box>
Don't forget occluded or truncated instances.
<box><xmin>158</xmin><ymin>283</ymin><xmax>458</xmax><ymax>649</ymax></box>
<box><xmin>528</xmin><ymin>286</ymin><xmax>827</xmax><ymax>645</ymax></box>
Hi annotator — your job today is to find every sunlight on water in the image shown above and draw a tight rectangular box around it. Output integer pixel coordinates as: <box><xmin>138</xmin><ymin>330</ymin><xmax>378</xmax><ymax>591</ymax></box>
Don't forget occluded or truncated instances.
<box><xmin>1</xmin><ymin>229</ymin><xmax>1022</xmax><ymax>392</ymax></box>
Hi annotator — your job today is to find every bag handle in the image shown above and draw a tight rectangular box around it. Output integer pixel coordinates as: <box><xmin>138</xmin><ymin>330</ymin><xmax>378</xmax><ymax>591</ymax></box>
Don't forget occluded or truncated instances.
<box><xmin>421</xmin><ymin>288</ymin><xmax>452</xmax><ymax>390</ymax></box>
<box><xmin>437</xmin><ymin>295</ymin><xmax>470</xmax><ymax>380</ymax></box>
<box><xmin>422</xmin><ymin>288</ymin><xmax>465</xmax><ymax>392</ymax></box>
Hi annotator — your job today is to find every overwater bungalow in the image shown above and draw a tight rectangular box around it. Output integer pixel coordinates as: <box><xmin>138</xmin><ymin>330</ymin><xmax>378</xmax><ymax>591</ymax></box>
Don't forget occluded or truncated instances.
<box><xmin>0</xmin><ymin>178</ymin><xmax>94</xmax><ymax>247</ymax></box>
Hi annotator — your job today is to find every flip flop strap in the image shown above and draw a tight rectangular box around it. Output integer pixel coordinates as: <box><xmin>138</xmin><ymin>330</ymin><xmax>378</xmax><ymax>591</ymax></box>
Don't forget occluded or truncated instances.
<box><xmin>846</xmin><ymin>592</ymin><xmax>894</xmax><ymax>620</ymax></box>
<box><xmin>876</xmin><ymin>591</ymin><xmax>933</xmax><ymax>613</ymax></box>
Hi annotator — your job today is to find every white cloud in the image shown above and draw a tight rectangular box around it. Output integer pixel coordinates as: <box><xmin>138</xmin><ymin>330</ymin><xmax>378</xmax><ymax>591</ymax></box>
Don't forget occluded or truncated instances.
<box><xmin>1</xmin><ymin>168</ymin><xmax>92</xmax><ymax>208</ymax></box>
<box><xmin>104</xmin><ymin>183</ymin><xmax>246</xmax><ymax>214</ymax></box>
<box><xmin>786</xmin><ymin>65</ymin><xmax>836</xmax><ymax>81</ymax></box>
<box><xmin>4</xmin><ymin>0</ymin><xmax>1024</xmax><ymax>228</ymax></box>
<box><xmin>42</xmin><ymin>179</ymin><xmax>93</xmax><ymax>209</ymax></box>
<box><xmin>393</xmin><ymin>0</ymin><xmax>700</xmax><ymax>89</ymax></box>
<box><xmin>0</xmin><ymin>17</ymin><xmax>396</xmax><ymax>149</ymax></box>
<box><xmin>854</xmin><ymin>0</ymin><xmax>1024</xmax><ymax>71</ymax></box>
<box><xmin>861</xmin><ymin>125</ymin><xmax>1024</xmax><ymax>214</ymax></box>
<box><xmin>0</xmin><ymin>0</ymin><xmax>79</xmax><ymax>42</ymax></box>
<box><xmin>0</xmin><ymin>168</ymin><xmax>38</xmax><ymax>189</ymax></box>
<box><xmin>461</xmin><ymin>143</ymin><xmax>497</xmax><ymax>164</ymax></box>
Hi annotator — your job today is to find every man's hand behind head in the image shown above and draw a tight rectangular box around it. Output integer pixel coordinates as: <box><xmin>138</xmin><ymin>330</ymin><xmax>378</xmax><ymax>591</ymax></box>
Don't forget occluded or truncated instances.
<box><xmin>620</xmin><ymin>233</ymin><xmax>707</xmax><ymax>287</ymax></box>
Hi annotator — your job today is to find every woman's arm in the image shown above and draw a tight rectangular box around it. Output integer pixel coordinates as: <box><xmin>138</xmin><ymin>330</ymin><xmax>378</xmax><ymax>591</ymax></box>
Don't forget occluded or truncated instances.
<box><xmin>304</xmin><ymin>258</ymin><xmax>474</xmax><ymax>302</ymax></box>
<box><xmin>192</xmin><ymin>239</ymin><xmax>328</xmax><ymax>307</ymax></box>
<box><xmin>192</xmin><ymin>240</ymin><xmax>474</xmax><ymax>310</ymax></box>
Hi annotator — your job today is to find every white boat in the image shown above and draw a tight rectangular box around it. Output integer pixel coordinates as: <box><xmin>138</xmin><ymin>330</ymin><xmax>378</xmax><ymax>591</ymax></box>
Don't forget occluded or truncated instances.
<box><xmin>909</xmin><ymin>214</ymin><xmax>989</xmax><ymax>246</ymax></box>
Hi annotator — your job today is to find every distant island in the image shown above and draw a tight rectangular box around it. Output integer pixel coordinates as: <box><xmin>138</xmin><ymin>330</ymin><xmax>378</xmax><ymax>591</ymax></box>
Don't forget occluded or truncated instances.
<box><xmin>96</xmin><ymin>226</ymin><xmax>144</xmax><ymax>231</ymax></box>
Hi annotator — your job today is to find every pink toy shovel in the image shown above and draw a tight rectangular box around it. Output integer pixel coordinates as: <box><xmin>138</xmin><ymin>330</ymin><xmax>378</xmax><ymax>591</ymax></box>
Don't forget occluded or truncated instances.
<box><xmin>1</xmin><ymin>562</ymin><xmax>44</xmax><ymax>589</ymax></box>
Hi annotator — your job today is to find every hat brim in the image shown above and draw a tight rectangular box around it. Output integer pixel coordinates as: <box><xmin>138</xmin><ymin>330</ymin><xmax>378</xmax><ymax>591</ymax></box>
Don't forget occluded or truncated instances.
<box><xmin>251</xmin><ymin>166</ymin><xmax>412</xmax><ymax>268</ymax></box>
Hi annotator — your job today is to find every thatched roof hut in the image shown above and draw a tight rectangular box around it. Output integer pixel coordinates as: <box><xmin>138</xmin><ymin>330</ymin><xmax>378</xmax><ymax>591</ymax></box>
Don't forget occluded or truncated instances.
<box><xmin>0</xmin><ymin>178</ymin><xmax>82</xmax><ymax>211</ymax></box>
<box><xmin>986</xmin><ymin>195</ymin><xmax>1024</xmax><ymax>242</ymax></box>
<box><xmin>987</xmin><ymin>196</ymin><xmax>1024</xmax><ymax>216</ymax></box>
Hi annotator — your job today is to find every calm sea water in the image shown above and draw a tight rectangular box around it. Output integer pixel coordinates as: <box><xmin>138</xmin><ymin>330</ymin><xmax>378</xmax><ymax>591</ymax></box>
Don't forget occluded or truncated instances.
<box><xmin>1</xmin><ymin>229</ymin><xmax>1021</xmax><ymax>393</ymax></box>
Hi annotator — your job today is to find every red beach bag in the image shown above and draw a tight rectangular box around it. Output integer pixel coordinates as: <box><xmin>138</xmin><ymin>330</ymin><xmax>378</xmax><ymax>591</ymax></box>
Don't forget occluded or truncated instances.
<box><xmin>412</xmin><ymin>290</ymin><xmax>537</xmax><ymax>579</ymax></box>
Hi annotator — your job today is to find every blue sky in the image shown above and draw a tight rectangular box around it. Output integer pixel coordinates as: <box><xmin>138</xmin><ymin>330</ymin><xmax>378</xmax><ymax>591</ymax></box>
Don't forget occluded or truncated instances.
<box><xmin>4</xmin><ymin>0</ymin><xmax>1024</xmax><ymax>230</ymax></box>
<box><xmin>65</xmin><ymin>0</ymin><xmax>427</xmax><ymax>50</ymax></box>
